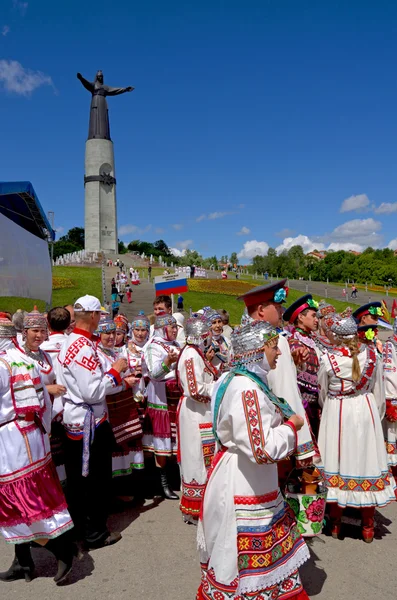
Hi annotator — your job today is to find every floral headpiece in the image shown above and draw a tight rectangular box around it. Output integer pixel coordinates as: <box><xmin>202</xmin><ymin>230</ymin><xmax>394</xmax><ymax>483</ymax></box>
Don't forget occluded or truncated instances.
<box><xmin>23</xmin><ymin>307</ymin><xmax>47</xmax><ymax>330</ymax></box>
<box><xmin>317</xmin><ymin>301</ymin><xmax>336</xmax><ymax>319</ymax></box>
<box><xmin>0</xmin><ymin>316</ymin><xmax>17</xmax><ymax>339</ymax></box>
<box><xmin>114</xmin><ymin>314</ymin><xmax>129</xmax><ymax>332</ymax></box>
<box><xmin>358</xmin><ymin>326</ymin><xmax>378</xmax><ymax>342</ymax></box>
<box><xmin>202</xmin><ymin>307</ymin><xmax>222</xmax><ymax>324</ymax></box>
<box><xmin>131</xmin><ymin>311</ymin><xmax>150</xmax><ymax>330</ymax></box>
<box><xmin>96</xmin><ymin>317</ymin><xmax>116</xmax><ymax>335</ymax></box>
<box><xmin>154</xmin><ymin>313</ymin><xmax>177</xmax><ymax>329</ymax></box>
<box><xmin>230</xmin><ymin>320</ymin><xmax>279</xmax><ymax>367</ymax></box>
<box><xmin>274</xmin><ymin>287</ymin><xmax>289</xmax><ymax>303</ymax></box>
<box><xmin>368</xmin><ymin>306</ymin><xmax>383</xmax><ymax>317</ymax></box>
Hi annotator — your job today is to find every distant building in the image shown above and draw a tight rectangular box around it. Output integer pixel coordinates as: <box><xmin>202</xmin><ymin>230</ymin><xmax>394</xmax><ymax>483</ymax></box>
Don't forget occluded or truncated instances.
<box><xmin>306</xmin><ymin>251</ymin><xmax>327</xmax><ymax>260</ymax></box>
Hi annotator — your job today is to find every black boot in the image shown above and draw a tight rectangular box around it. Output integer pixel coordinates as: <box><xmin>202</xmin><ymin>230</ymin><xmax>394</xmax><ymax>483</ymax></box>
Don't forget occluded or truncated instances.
<box><xmin>45</xmin><ymin>536</ymin><xmax>75</xmax><ymax>584</ymax></box>
<box><xmin>159</xmin><ymin>467</ymin><xmax>179</xmax><ymax>500</ymax></box>
<box><xmin>0</xmin><ymin>543</ymin><xmax>35</xmax><ymax>583</ymax></box>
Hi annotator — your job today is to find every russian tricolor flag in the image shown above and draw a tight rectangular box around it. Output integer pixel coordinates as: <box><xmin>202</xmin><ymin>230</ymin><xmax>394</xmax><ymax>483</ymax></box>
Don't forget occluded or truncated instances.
<box><xmin>154</xmin><ymin>274</ymin><xmax>188</xmax><ymax>296</ymax></box>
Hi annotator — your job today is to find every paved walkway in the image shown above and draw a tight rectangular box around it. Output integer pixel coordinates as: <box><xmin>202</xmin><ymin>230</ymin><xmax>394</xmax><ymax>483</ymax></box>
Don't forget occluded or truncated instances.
<box><xmin>1</xmin><ymin>495</ymin><xmax>396</xmax><ymax>598</ymax></box>
<box><xmin>105</xmin><ymin>263</ymin><xmax>155</xmax><ymax>319</ymax></box>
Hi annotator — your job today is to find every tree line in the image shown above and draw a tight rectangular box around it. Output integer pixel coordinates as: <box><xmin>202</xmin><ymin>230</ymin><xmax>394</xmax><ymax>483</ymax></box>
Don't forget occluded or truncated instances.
<box><xmin>250</xmin><ymin>245</ymin><xmax>397</xmax><ymax>285</ymax></box>
<box><xmin>52</xmin><ymin>230</ymin><xmax>397</xmax><ymax>285</ymax></box>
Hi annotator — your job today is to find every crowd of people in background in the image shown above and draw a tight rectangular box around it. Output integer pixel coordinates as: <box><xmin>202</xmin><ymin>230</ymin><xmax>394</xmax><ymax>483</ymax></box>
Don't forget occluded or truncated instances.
<box><xmin>0</xmin><ymin>280</ymin><xmax>396</xmax><ymax>599</ymax></box>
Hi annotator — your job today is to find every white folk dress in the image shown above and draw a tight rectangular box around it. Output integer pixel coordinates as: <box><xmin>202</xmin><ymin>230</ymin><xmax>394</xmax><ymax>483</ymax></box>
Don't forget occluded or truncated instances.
<box><xmin>268</xmin><ymin>334</ymin><xmax>316</xmax><ymax>463</ymax></box>
<box><xmin>176</xmin><ymin>345</ymin><xmax>217</xmax><ymax>522</ymax></box>
<box><xmin>24</xmin><ymin>346</ymin><xmax>67</xmax><ymax>484</ymax></box>
<box><xmin>382</xmin><ymin>337</ymin><xmax>397</xmax><ymax>466</ymax></box>
<box><xmin>197</xmin><ymin>371</ymin><xmax>310</xmax><ymax>600</ymax></box>
<box><xmin>144</xmin><ymin>338</ymin><xmax>181</xmax><ymax>457</ymax></box>
<box><xmin>0</xmin><ymin>347</ymin><xmax>72</xmax><ymax>544</ymax></box>
<box><xmin>97</xmin><ymin>344</ymin><xmax>144</xmax><ymax>475</ymax></box>
<box><xmin>317</xmin><ymin>345</ymin><xmax>396</xmax><ymax>507</ymax></box>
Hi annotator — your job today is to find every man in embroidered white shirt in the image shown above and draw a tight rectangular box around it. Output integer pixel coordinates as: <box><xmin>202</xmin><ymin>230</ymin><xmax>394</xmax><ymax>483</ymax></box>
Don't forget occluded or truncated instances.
<box><xmin>58</xmin><ymin>295</ymin><xmax>130</xmax><ymax>550</ymax></box>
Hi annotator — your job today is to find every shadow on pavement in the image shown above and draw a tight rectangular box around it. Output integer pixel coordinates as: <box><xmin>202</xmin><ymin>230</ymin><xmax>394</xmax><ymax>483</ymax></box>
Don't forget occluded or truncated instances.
<box><xmin>300</xmin><ymin>538</ymin><xmax>327</xmax><ymax>596</ymax></box>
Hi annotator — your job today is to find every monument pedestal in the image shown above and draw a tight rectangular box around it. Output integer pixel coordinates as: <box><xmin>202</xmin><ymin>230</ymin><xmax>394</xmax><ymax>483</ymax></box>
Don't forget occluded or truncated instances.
<box><xmin>84</xmin><ymin>138</ymin><xmax>118</xmax><ymax>254</ymax></box>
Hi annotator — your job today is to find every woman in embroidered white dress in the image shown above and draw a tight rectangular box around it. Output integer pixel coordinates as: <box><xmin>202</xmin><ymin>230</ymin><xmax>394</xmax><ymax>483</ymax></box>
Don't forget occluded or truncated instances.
<box><xmin>317</xmin><ymin>316</ymin><xmax>396</xmax><ymax>543</ymax></box>
<box><xmin>126</xmin><ymin>312</ymin><xmax>150</xmax><ymax>435</ymax></box>
<box><xmin>144</xmin><ymin>313</ymin><xmax>181</xmax><ymax>499</ymax></box>
<box><xmin>20</xmin><ymin>309</ymin><xmax>67</xmax><ymax>484</ymax></box>
<box><xmin>176</xmin><ymin>317</ymin><xmax>217</xmax><ymax>524</ymax></box>
<box><xmin>95</xmin><ymin>318</ymin><xmax>144</xmax><ymax>485</ymax></box>
<box><xmin>0</xmin><ymin>317</ymin><xmax>75</xmax><ymax>585</ymax></box>
<box><xmin>202</xmin><ymin>308</ymin><xmax>231</xmax><ymax>376</ymax></box>
<box><xmin>382</xmin><ymin>318</ymin><xmax>397</xmax><ymax>481</ymax></box>
<box><xmin>198</xmin><ymin>321</ymin><xmax>310</xmax><ymax>600</ymax></box>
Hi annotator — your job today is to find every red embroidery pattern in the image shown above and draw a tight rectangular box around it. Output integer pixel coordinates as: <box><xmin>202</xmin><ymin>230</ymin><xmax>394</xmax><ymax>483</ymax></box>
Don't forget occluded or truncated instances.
<box><xmin>185</xmin><ymin>358</ymin><xmax>210</xmax><ymax>402</ymax></box>
<box><xmin>241</xmin><ymin>389</ymin><xmax>269</xmax><ymax>464</ymax></box>
<box><xmin>323</xmin><ymin>470</ymin><xmax>391</xmax><ymax>492</ymax></box>
<box><xmin>63</xmin><ymin>336</ymin><xmax>91</xmax><ymax>366</ymax></box>
<box><xmin>78</xmin><ymin>354</ymin><xmax>100</xmax><ymax>372</ymax></box>
<box><xmin>234</xmin><ymin>491</ymin><xmax>278</xmax><ymax>505</ymax></box>
<box><xmin>199</xmin><ymin>422</ymin><xmax>215</xmax><ymax>469</ymax></box>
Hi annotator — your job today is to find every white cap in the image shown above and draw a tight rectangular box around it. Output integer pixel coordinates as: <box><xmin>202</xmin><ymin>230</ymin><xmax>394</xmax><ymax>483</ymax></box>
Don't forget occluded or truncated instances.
<box><xmin>74</xmin><ymin>295</ymin><xmax>101</xmax><ymax>312</ymax></box>
<box><xmin>173</xmin><ymin>312</ymin><xmax>185</xmax><ymax>327</ymax></box>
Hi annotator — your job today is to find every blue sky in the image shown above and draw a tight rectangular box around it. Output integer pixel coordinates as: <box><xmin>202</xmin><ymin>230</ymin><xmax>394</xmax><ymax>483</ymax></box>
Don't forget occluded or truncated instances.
<box><xmin>1</xmin><ymin>0</ymin><xmax>397</xmax><ymax>262</ymax></box>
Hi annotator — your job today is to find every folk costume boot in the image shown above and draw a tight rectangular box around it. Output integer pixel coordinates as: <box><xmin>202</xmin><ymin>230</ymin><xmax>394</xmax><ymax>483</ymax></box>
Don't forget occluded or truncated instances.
<box><xmin>159</xmin><ymin>467</ymin><xmax>179</xmax><ymax>500</ymax></box>
<box><xmin>0</xmin><ymin>543</ymin><xmax>35</xmax><ymax>583</ymax></box>
<box><xmin>329</xmin><ymin>504</ymin><xmax>343</xmax><ymax>539</ymax></box>
<box><xmin>361</xmin><ymin>506</ymin><xmax>375</xmax><ymax>543</ymax></box>
<box><xmin>45</xmin><ymin>536</ymin><xmax>75</xmax><ymax>584</ymax></box>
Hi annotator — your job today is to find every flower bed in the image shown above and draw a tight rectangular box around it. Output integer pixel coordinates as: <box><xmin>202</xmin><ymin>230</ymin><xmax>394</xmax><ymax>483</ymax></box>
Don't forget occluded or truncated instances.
<box><xmin>188</xmin><ymin>279</ymin><xmax>255</xmax><ymax>296</ymax></box>
<box><xmin>52</xmin><ymin>277</ymin><xmax>75</xmax><ymax>290</ymax></box>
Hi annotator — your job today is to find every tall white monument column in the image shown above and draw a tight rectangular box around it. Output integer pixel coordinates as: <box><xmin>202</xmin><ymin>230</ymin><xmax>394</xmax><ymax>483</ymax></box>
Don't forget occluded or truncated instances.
<box><xmin>84</xmin><ymin>138</ymin><xmax>118</xmax><ymax>254</ymax></box>
<box><xmin>77</xmin><ymin>70</ymin><xmax>134</xmax><ymax>256</ymax></box>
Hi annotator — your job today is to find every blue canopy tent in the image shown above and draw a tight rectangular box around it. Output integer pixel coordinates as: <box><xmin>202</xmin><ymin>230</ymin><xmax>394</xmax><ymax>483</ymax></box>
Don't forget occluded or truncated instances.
<box><xmin>0</xmin><ymin>181</ymin><xmax>55</xmax><ymax>241</ymax></box>
<box><xmin>0</xmin><ymin>182</ymin><xmax>54</xmax><ymax>304</ymax></box>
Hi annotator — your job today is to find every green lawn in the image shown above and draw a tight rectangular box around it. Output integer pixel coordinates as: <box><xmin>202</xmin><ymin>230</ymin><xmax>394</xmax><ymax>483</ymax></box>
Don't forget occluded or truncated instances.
<box><xmin>183</xmin><ymin>288</ymin><xmax>351</xmax><ymax>326</ymax></box>
<box><xmin>0</xmin><ymin>266</ymin><xmax>102</xmax><ymax>314</ymax></box>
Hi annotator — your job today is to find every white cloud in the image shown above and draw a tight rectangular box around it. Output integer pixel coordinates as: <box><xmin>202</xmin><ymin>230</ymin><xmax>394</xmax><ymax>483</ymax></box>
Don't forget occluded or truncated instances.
<box><xmin>208</xmin><ymin>211</ymin><xmax>234</xmax><ymax>220</ymax></box>
<box><xmin>237</xmin><ymin>226</ymin><xmax>250</xmax><ymax>236</ymax></box>
<box><xmin>55</xmin><ymin>226</ymin><xmax>64</xmax><ymax>235</ymax></box>
<box><xmin>13</xmin><ymin>0</ymin><xmax>28</xmax><ymax>16</ymax></box>
<box><xmin>328</xmin><ymin>218</ymin><xmax>382</xmax><ymax>247</ymax></box>
<box><xmin>374</xmin><ymin>202</ymin><xmax>397</xmax><ymax>214</ymax></box>
<box><xmin>172</xmin><ymin>223</ymin><xmax>183</xmax><ymax>230</ymax></box>
<box><xmin>276</xmin><ymin>235</ymin><xmax>325</xmax><ymax>255</ymax></box>
<box><xmin>327</xmin><ymin>242</ymin><xmax>363</xmax><ymax>252</ymax></box>
<box><xmin>2</xmin><ymin>25</ymin><xmax>10</xmax><ymax>36</ymax></box>
<box><xmin>155</xmin><ymin>227</ymin><xmax>165</xmax><ymax>234</ymax></box>
<box><xmin>388</xmin><ymin>239</ymin><xmax>397</xmax><ymax>250</ymax></box>
<box><xmin>196</xmin><ymin>211</ymin><xmax>235</xmax><ymax>222</ymax></box>
<box><xmin>118</xmin><ymin>224</ymin><xmax>151</xmax><ymax>237</ymax></box>
<box><xmin>170</xmin><ymin>247</ymin><xmax>187</xmax><ymax>257</ymax></box>
<box><xmin>238</xmin><ymin>240</ymin><xmax>269</xmax><ymax>260</ymax></box>
<box><xmin>340</xmin><ymin>194</ymin><xmax>370</xmax><ymax>213</ymax></box>
<box><xmin>174</xmin><ymin>239</ymin><xmax>193</xmax><ymax>250</ymax></box>
<box><xmin>0</xmin><ymin>59</ymin><xmax>54</xmax><ymax>96</ymax></box>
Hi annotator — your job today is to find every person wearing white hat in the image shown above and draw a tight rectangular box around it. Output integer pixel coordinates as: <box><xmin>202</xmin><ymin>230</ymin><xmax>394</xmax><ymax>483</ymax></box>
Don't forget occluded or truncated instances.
<box><xmin>173</xmin><ymin>312</ymin><xmax>186</xmax><ymax>347</ymax></box>
<box><xmin>57</xmin><ymin>295</ymin><xmax>132</xmax><ymax>549</ymax></box>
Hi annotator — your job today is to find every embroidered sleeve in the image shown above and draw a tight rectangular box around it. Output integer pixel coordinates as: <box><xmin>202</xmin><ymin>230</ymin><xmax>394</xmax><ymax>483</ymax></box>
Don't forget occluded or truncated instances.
<box><xmin>144</xmin><ymin>343</ymin><xmax>169</xmax><ymax>381</ymax></box>
<box><xmin>183</xmin><ymin>356</ymin><xmax>213</xmax><ymax>402</ymax></box>
<box><xmin>241</xmin><ymin>388</ymin><xmax>296</xmax><ymax>464</ymax></box>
